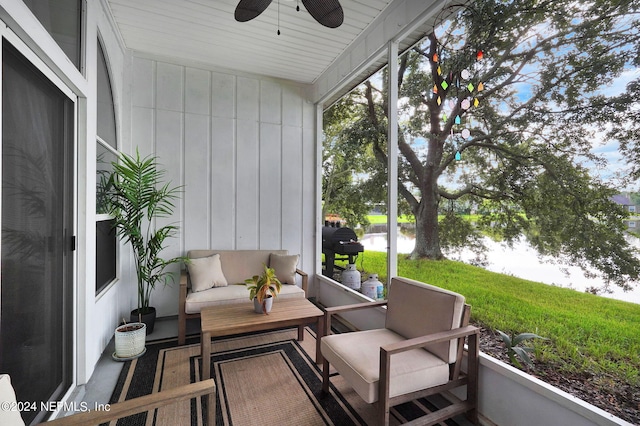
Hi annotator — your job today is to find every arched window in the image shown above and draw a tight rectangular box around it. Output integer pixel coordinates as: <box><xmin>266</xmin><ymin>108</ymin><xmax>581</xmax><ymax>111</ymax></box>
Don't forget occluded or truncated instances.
<box><xmin>96</xmin><ymin>38</ymin><xmax>118</xmax><ymax>295</ymax></box>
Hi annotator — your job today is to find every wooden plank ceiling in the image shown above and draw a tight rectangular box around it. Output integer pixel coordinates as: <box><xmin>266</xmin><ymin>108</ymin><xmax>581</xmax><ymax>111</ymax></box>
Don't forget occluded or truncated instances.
<box><xmin>107</xmin><ymin>0</ymin><xmax>394</xmax><ymax>84</ymax></box>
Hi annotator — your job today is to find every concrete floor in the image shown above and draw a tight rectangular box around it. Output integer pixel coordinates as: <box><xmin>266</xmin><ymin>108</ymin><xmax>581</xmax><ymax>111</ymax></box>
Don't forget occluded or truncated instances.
<box><xmin>71</xmin><ymin>316</ymin><xmax>198</xmax><ymax>408</ymax></box>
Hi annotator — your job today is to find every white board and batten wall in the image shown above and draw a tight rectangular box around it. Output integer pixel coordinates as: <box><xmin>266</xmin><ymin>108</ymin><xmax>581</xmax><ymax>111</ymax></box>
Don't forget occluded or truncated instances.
<box><xmin>129</xmin><ymin>56</ymin><xmax>317</xmax><ymax>317</ymax></box>
<box><xmin>125</xmin><ymin>0</ymin><xmax>463</xmax><ymax>319</ymax></box>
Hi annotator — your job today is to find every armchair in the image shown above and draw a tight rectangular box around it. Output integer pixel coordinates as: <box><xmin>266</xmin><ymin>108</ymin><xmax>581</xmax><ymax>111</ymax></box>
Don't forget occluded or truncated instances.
<box><xmin>320</xmin><ymin>277</ymin><xmax>479</xmax><ymax>426</ymax></box>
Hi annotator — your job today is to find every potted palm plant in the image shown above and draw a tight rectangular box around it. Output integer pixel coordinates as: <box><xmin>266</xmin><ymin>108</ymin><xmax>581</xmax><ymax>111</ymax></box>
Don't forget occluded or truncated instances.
<box><xmin>106</xmin><ymin>149</ymin><xmax>187</xmax><ymax>334</ymax></box>
<box><xmin>244</xmin><ymin>264</ymin><xmax>283</xmax><ymax>314</ymax></box>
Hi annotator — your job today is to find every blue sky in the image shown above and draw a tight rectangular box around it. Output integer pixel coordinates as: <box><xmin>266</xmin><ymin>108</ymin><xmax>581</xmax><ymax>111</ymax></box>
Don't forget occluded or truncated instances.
<box><xmin>588</xmin><ymin>67</ymin><xmax>640</xmax><ymax>189</ymax></box>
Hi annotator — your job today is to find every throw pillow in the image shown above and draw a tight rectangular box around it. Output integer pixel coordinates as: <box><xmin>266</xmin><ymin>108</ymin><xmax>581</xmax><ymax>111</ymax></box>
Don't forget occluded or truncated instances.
<box><xmin>187</xmin><ymin>254</ymin><xmax>228</xmax><ymax>292</ymax></box>
<box><xmin>269</xmin><ymin>253</ymin><xmax>299</xmax><ymax>285</ymax></box>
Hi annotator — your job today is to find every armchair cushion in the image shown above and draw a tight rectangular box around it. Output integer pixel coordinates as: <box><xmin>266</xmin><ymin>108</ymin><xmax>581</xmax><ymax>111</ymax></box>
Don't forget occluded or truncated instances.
<box><xmin>0</xmin><ymin>375</ymin><xmax>25</xmax><ymax>426</ymax></box>
<box><xmin>321</xmin><ymin>329</ymin><xmax>449</xmax><ymax>404</ymax></box>
<box><xmin>385</xmin><ymin>277</ymin><xmax>465</xmax><ymax>363</ymax></box>
<box><xmin>187</xmin><ymin>254</ymin><xmax>228</xmax><ymax>292</ymax></box>
<box><xmin>269</xmin><ymin>253</ymin><xmax>299</xmax><ymax>284</ymax></box>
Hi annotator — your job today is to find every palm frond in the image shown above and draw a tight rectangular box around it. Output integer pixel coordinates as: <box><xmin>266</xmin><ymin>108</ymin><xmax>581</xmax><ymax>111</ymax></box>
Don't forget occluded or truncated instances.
<box><xmin>104</xmin><ymin>148</ymin><xmax>188</xmax><ymax>311</ymax></box>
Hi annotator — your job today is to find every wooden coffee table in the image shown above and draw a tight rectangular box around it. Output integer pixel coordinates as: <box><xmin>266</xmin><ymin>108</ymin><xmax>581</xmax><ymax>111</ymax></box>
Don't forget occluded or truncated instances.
<box><xmin>200</xmin><ymin>298</ymin><xmax>324</xmax><ymax>380</ymax></box>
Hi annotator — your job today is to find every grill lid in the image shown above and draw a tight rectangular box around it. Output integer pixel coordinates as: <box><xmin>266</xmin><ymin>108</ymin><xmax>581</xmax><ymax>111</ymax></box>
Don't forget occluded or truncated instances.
<box><xmin>322</xmin><ymin>225</ymin><xmax>363</xmax><ymax>254</ymax></box>
<box><xmin>322</xmin><ymin>226</ymin><xmax>357</xmax><ymax>245</ymax></box>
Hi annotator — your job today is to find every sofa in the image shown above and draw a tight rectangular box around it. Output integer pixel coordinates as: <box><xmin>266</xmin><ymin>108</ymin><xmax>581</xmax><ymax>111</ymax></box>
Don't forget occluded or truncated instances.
<box><xmin>178</xmin><ymin>249</ymin><xmax>308</xmax><ymax>345</ymax></box>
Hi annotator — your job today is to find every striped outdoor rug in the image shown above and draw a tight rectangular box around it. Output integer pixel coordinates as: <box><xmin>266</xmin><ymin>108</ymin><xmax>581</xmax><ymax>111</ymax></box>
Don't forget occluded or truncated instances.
<box><xmin>108</xmin><ymin>327</ymin><xmax>463</xmax><ymax>425</ymax></box>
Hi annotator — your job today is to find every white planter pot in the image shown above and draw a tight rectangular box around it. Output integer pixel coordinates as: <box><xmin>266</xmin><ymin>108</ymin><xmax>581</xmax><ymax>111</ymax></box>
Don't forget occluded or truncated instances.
<box><xmin>114</xmin><ymin>322</ymin><xmax>146</xmax><ymax>359</ymax></box>
<box><xmin>253</xmin><ymin>296</ymin><xmax>273</xmax><ymax>314</ymax></box>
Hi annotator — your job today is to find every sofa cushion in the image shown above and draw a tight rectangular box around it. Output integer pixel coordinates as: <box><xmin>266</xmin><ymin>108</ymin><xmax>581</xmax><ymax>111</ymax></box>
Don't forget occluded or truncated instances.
<box><xmin>187</xmin><ymin>254</ymin><xmax>228</xmax><ymax>292</ymax></box>
<box><xmin>321</xmin><ymin>329</ymin><xmax>449</xmax><ymax>404</ymax></box>
<box><xmin>184</xmin><ymin>283</ymin><xmax>305</xmax><ymax>314</ymax></box>
<box><xmin>269</xmin><ymin>253</ymin><xmax>299</xmax><ymax>284</ymax></box>
<box><xmin>187</xmin><ymin>250</ymin><xmax>288</xmax><ymax>285</ymax></box>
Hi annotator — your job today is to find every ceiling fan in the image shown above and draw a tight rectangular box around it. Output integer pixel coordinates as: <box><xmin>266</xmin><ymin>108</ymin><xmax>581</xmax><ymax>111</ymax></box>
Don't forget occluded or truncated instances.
<box><xmin>234</xmin><ymin>0</ymin><xmax>344</xmax><ymax>29</ymax></box>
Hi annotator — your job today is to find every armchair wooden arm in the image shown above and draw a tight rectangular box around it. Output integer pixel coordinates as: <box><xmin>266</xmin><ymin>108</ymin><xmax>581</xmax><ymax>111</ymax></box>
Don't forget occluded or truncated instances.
<box><xmin>380</xmin><ymin>325</ymin><xmax>479</xmax><ymax>356</ymax></box>
<box><xmin>178</xmin><ymin>269</ymin><xmax>189</xmax><ymax>345</ymax></box>
<box><xmin>323</xmin><ymin>300</ymin><xmax>388</xmax><ymax>339</ymax></box>
<box><xmin>295</xmin><ymin>268</ymin><xmax>309</xmax><ymax>296</ymax></box>
<box><xmin>40</xmin><ymin>379</ymin><xmax>216</xmax><ymax>426</ymax></box>
<box><xmin>323</xmin><ymin>300</ymin><xmax>388</xmax><ymax>315</ymax></box>
<box><xmin>179</xmin><ymin>268</ymin><xmax>188</xmax><ymax>287</ymax></box>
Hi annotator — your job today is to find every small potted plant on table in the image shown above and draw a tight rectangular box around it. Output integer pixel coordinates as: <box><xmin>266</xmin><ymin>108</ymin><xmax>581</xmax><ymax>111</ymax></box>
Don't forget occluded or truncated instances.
<box><xmin>244</xmin><ymin>264</ymin><xmax>282</xmax><ymax>314</ymax></box>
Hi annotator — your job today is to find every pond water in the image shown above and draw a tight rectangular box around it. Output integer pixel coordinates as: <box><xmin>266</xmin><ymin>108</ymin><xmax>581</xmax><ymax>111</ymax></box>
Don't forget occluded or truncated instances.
<box><xmin>359</xmin><ymin>233</ymin><xmax>640</xmax><ymax>305</ymax></box>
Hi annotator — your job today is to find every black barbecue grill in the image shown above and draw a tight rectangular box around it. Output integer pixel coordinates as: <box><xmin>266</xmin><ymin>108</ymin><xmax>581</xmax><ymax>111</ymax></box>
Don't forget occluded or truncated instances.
<box><xmin>322</xmin><ymin>222</ymin><xmax>364</xmax><ymax>277</ymax></box>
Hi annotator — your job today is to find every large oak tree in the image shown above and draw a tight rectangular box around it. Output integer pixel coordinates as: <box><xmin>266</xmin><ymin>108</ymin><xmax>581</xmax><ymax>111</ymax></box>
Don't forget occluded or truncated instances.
<box><xmin>325</xmin><ymin>0</ymin><xmax>640</xmax><ymax>290</ymax></box>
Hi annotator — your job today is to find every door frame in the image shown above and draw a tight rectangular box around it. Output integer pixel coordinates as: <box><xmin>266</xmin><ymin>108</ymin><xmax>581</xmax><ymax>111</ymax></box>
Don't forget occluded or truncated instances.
<box><xmin>0</xmin><ymin>25</ymin><xmax>79</xmax><ymax>422</ymax></box>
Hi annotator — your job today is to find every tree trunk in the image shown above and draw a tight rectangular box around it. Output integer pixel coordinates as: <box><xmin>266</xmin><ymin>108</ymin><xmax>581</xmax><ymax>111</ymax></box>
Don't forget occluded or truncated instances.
<box><xmin>411</xmin><ymin>188</ymin><xmax>443</xmax><ymax>260</ymax></box>
<box><xmin>410</xmin><ymin>129</ymin><xmax>444</xmax><ymax>260</ymax></box>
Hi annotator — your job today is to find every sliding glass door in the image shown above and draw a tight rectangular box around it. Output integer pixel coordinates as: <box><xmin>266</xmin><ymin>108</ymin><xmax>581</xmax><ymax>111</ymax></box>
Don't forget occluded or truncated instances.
<box><xmin>1</xmin><ymin>40</ymin><xmax>74</xmax><ymax>425</ymax></box>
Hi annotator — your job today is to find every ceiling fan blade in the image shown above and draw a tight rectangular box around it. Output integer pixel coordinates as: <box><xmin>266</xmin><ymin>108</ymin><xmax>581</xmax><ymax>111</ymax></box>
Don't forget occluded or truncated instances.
<box><xmin>235</xmin><ymin>0</ymin><xmax>273</xmax><ymax>22</ymax></box>
<box><xmin>301</xmin><ymin>0</ymin><xmax>344</xmax><ymax>28</ymax></box>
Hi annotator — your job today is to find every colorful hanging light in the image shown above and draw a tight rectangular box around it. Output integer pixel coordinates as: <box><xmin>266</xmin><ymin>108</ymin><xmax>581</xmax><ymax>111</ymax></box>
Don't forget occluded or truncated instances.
<box><xmin>429</xmin><ymin>5</ymin><xmax>488</xmax><ymax>164</ymax></box>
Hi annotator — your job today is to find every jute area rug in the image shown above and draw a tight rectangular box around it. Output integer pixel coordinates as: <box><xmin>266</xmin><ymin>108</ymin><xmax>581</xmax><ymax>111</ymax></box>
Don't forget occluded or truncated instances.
<box><xmin>108</xmin><ymin>327</ymin><xmax>461</xmax><ymax>426</ymax></box>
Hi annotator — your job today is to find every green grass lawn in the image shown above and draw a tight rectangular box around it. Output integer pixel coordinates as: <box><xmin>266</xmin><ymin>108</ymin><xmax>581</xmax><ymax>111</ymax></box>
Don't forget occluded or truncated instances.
<box><xmin>366</xmin><ymin>214</ymin><xmax>413</xmax><ymax>224</ymax></box>
<box><xmin>366</xmin><ymin>214</ymin><xmax>482</xmax><ymax>225</ymax></box>
<box><xmin>337</xmin><ymin>251</ymin><xmax>640</xmax><ymax>386</ymax></box>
